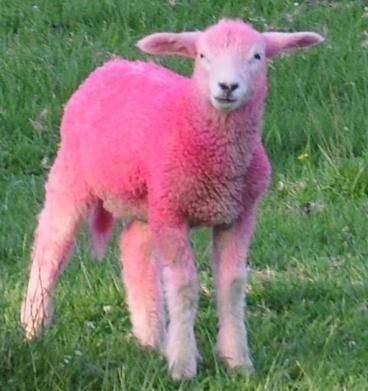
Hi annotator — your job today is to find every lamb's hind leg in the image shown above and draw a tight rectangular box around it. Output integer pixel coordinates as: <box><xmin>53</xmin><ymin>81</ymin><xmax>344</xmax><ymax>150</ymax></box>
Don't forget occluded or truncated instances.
<box><xmin>21</xmin><ymin>155</ymin><xmax>91</xmax><ymax>338</ymax></box>
<box><xmin>120</xmin><ymin>220</ymin><xmax>165</xmax><ymax>350</ymax></box>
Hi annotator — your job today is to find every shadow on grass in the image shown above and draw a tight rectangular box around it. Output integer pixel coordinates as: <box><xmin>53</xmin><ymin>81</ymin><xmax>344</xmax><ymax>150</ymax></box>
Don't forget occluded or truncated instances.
<box><xmin>1</xmin><ymin>272</ymin><xmax>368</xmax><ymax>389</ymax></box>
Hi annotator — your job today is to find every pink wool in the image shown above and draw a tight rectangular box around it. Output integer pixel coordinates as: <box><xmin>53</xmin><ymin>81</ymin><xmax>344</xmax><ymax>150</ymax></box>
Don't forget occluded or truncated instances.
<box><xmin>62</xmin><ymin>58</ymin><xmax>266</xmax><ymax>226</ymax></box>
<box><xmin>21</xmin><ymin>19</ymin><xmax>323</xmax><ymax>380</ymax></box>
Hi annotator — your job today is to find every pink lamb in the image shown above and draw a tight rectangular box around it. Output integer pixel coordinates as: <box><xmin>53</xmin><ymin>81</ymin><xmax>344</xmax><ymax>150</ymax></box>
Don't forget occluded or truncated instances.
<box><xmin>21</xmin><ymin>19</ymin><xmax>323</xmax><ymax>379</ymax></box>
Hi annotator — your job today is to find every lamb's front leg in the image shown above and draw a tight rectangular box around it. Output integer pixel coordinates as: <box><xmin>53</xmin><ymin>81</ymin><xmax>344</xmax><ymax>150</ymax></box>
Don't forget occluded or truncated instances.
<box><xmin>212</xmin><ymin>209</ymin><xmax>257</xmax><ymax>372</ymax></box>
<box><xmin>153</xmin><ymin>223</ymin><xmax>199</xmax><ymax>380</ymax></box>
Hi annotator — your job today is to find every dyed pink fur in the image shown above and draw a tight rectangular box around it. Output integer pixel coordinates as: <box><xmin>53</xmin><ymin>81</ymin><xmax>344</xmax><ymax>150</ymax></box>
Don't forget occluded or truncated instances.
<box><xmin>21</xmin><ymin>19</ymin><xmax>323</xmax><ymax>379</ymax></box>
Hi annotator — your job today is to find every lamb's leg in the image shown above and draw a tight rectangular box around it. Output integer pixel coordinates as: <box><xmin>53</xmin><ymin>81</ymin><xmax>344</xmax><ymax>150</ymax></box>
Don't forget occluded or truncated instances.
<box><xmin>21</xmin><ymin>156</ymin><xmax>90</xmax><ymax>338</ymax></box>
<box><xmin>153</xmin><ymin>223</ymin><xmax>199</xmax><ymax>380</ymax></box>
<box><xmin>212</xmin><ymin>209</ymin><xmax>257</xmax><ymax>372</ymax></box>
<box><xmin>120</xmin><ymin>220</ymin><xmax>165</xmax><ymax>350</ymax></box>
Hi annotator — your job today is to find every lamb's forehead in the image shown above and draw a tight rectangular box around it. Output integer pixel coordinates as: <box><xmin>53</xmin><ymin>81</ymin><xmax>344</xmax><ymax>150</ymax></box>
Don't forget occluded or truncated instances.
<box><xmin>199</xmin><ymin>19</ymin><xmax>263</xmax><ymax>51</ymax></box>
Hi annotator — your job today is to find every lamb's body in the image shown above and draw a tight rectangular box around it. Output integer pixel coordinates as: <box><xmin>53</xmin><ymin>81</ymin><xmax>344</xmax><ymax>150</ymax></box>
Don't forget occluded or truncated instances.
<box><xmin>21</xmin><ymin>19</ymin><xmax>323</xmax><ymax>380</ymax></box>
<box><xmin>62</xmin><ymin>59</ymin><xmax>267</xmax><ymax>227</ymax></box>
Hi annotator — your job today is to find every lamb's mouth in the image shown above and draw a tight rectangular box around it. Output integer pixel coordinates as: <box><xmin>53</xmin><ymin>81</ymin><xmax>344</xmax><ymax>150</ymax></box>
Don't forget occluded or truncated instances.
<box><xmin>215</xmin><ymin>97</ymin><xmax>237</xmax><ymax>103</ymax></box>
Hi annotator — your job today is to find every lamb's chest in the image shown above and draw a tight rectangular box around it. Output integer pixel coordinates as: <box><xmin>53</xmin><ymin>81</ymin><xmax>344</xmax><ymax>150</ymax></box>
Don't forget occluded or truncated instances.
<box><xmin>171</xmin><ymin>127</ymin><xmax>254</xmax><ymax>226</ymax></box>
<box><xmin>181</xmin><ymin>174</ymin><xmax>246</xmax><ymax>226</ymax></box>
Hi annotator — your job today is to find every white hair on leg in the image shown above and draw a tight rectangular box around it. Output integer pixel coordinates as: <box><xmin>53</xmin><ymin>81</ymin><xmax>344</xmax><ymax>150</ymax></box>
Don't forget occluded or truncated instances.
<box><xmin>120</xmin><ymin>220</ymin><xmax>166</xmax><ymax>350</ymax></box>
<box><xmin>163</xmin><ymin>266</ymin><xmax>199</xmax><ymax>380</ymax></box>
<box><xmin>153</xmin><ymin>223</ymin><xmax>199</xmax><ymax>380</ymax></box>
<box><xmin>212</xmin><ymin>209</ymin><xmax>256</xmax><ymax>372</ymax></box>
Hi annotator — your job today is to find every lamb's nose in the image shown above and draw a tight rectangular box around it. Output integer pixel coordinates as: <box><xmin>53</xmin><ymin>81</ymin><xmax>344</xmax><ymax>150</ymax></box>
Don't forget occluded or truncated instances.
<box><xmin>218</xmin><ymin>82</ymin><xmax>239</xmax><ymax>92</ymax></box>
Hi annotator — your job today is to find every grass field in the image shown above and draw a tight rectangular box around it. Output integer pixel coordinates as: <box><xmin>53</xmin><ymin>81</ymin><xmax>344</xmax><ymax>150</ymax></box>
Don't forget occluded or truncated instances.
<box><xmin>1</xmin><ymin>0</ymin><xmax>368</xmax><ymax>389</ymax></box>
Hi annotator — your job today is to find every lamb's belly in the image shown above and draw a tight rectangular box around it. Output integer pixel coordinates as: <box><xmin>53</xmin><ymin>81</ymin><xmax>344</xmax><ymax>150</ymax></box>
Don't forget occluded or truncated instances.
<box><xmin>101</xmin><ymin>195</ymin><xmax>148</xmax><ymax>221</ymax></box>
<box><xmin>186</xmin><ymin>195</ymin><xmax>243</xmax><ymax>227</ymax></box>
<box><xmin>99</xmin><ymin>182</ymin><xmax>243</xmax><ymax>227</ymax></box>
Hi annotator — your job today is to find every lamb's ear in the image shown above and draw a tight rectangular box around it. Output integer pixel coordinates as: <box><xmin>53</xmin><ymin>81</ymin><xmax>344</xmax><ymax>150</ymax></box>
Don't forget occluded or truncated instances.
<box><xmin>136</xmin><ymin>31</ymin><xmax>200</xmax><ymax>58</ymax></box>
<box><xmin>263</xmin><ymin>32</ymin><xmax>324</xmax><ymax>57</ymax></box>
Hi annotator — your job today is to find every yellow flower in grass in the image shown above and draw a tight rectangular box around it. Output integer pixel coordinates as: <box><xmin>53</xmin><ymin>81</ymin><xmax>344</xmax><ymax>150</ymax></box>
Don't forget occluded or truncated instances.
<box><xmin>297</xmin><ymin>153</ymin><xmax>309</xmax><ymax>161</ymax></box>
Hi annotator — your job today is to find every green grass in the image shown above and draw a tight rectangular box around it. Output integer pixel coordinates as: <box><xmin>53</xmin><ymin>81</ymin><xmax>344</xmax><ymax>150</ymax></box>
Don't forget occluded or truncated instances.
<box><xmin>1</xmin><ymin>0</ymin><xmax>368</xmax><ymax>389</ymax></box>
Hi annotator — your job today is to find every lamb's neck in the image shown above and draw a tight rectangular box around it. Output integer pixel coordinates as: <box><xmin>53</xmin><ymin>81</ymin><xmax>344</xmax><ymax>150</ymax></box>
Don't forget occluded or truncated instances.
<box><xmin>184</xmin><ymin>84</ymin><xmax>265</xmax><ymax>148</ymax></box>
<box><xmin>174</xmin><ymin>85</ymin><xmax>266</xmax><ymax>180</ymax></box>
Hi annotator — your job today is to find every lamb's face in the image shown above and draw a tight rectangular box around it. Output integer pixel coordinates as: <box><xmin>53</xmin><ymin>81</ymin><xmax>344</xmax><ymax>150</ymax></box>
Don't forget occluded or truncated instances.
<box><xmin>195</xmin><ymin>23</ymin><xmax>266</xmax><ymax>112</ymax></box>
<box><xmin>136</xmin><ymin>19</ymin><xmax>323</xmax><ymax>114</ymax></box>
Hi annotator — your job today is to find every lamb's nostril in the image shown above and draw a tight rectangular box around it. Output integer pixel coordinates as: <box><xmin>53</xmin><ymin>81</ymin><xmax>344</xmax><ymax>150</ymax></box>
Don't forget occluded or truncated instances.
<box><xmin>218</xmin><ymin>82</ymin><xmax>239</xmax><ymax>92</ymax></box>
<box><xmin>230</xmin><ymin>83</ymin><xmax>239</xmax><ymax>92</ymax></box>
<box><xmin>218</xmin><ymin>82</ymin><xmax>229</xmax><ymax>91</ymax></box>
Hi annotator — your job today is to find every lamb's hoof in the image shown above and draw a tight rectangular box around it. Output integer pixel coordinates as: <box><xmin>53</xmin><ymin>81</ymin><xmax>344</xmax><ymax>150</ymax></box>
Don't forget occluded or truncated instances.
<box><xmin>20</xmin><ymin>300</ymin><xmax>52</xmax><ymax>340</ymax></box>
<box><xmin>166</xmin><ymin>339</ymin><xmax>198</xmax><ymax>380</ymax></box>
<box><xmin>133</xmin><ymin>326</ymin><xmax>165</xmax><ymax>353</ymax></box>
<box><xmin>168</xmin><ymin>357</ymin><xmax>197</xmax><ymax>381</ymax></box>
<box><xmin>223</xmin><ymin>355</ymin><xmax>255</xmax><ymax>374</ymax></box>
<box><xmin>21</xmin><ymin>317</ymin><xmax>45</xmax><ymax>340</ymax></box>
<box><xmin>216</xmin><ymin>344</ymin><xmax>254</xmax><ymax>374</ymax></box>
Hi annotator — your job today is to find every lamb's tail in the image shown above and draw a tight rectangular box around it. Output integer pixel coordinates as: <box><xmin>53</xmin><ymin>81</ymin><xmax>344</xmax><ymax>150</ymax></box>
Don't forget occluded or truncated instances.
<box><xmin>89</xmin><ymin>199</ymin><xmax>114</xmax><ymax>260</ymax></box>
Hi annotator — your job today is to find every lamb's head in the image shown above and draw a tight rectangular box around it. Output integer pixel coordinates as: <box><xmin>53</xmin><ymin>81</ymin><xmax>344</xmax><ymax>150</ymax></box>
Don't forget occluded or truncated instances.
<box><xmin>137</xmin><ymin>19</ymin><xmax>323</xmax><ymax>112</ymax></box>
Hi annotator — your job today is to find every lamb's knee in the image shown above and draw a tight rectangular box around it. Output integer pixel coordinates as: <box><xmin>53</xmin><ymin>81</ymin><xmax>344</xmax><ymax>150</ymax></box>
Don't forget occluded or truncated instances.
<box><xmin>229</xmin><ymin>276</ymin><xmax>246</xmax><ymax>304</ymax></box>
<box><xmin>179</xmin><ymin>281</ymin><xmax>198</xmax><ymax>307</ymax></box>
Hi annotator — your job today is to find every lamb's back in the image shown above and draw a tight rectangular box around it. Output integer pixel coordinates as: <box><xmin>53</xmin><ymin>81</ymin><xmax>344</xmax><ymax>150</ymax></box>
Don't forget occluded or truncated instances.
<box><xmin>59</xmin><ymin>58</ymin><xmax>188</xmax><ymax>199</ymax></box>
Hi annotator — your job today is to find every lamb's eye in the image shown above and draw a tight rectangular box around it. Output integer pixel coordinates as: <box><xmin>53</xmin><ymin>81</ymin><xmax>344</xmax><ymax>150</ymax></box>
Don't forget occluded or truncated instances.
<box><xmin>254</xmin><ymin>53</ymin><xmax>261</xmax><ymax>60</ymax></box>
<box><xmin>199</xmin><ymin>53</ymin><xmax>205</xmax><ymax>59</ymax></box>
